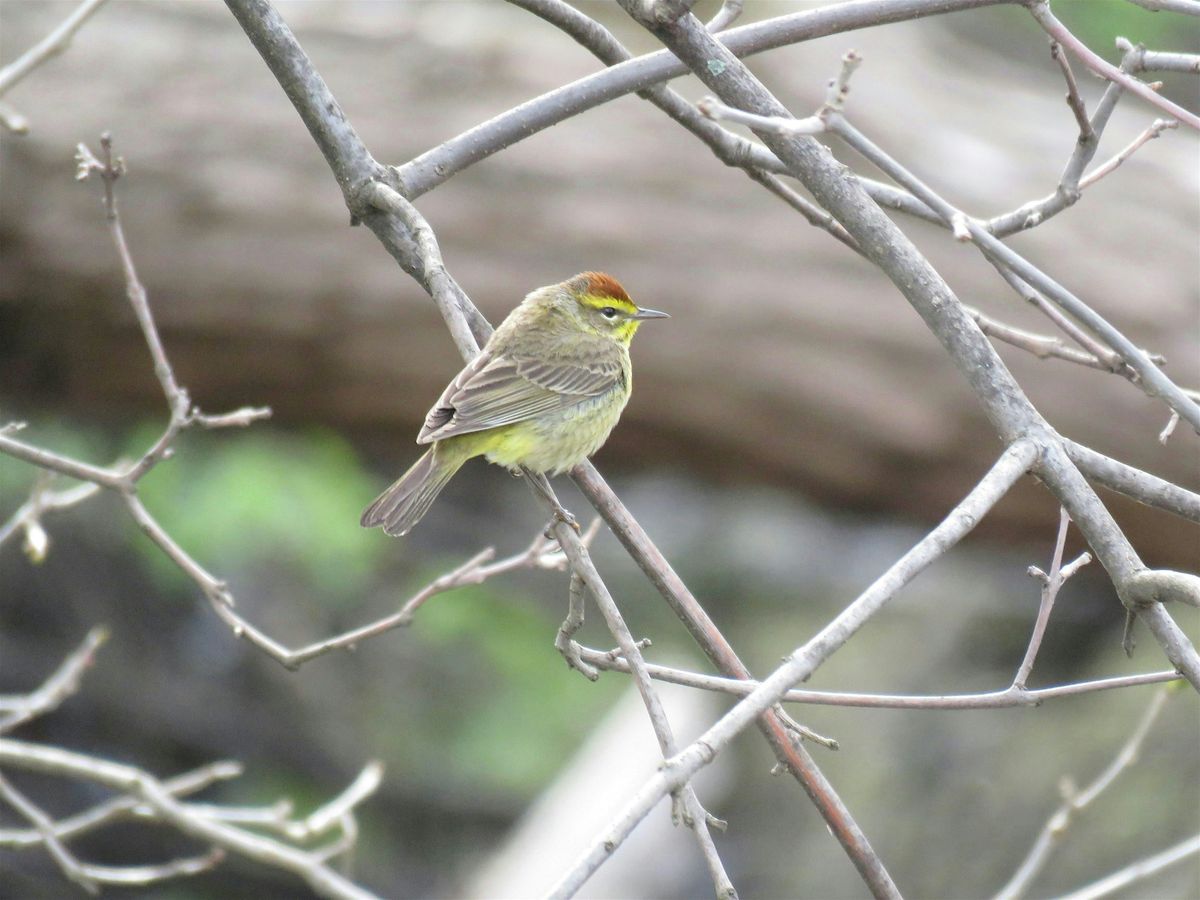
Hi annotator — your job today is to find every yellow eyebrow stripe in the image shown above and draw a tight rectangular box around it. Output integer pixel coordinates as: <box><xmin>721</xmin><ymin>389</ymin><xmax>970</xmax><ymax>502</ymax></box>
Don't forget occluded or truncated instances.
<box><xmin>579</xmin><ymin>293</ymin><xmax>638</xmax><ymax>314</ymax></box>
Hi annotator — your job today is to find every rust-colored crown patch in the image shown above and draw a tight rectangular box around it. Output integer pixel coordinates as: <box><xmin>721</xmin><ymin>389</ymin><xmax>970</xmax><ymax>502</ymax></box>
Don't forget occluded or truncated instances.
<box><xmin>572</xmin><ymin>271</ymin><xmax>631</xmax><ymax>304</ymax></box>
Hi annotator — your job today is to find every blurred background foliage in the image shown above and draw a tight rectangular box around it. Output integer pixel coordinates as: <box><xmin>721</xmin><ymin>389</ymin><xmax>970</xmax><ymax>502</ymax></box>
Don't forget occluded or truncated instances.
<box><xmin>128</xmin><ymin>426</ymin><xmax>383</xmax><ymax>600</ymax></box>
<box><xmin>1</xmin><ymin>0</ymin><xmax>1198</xmax><ymax>897</ymax></box>
<box><xmin>1011</xmin><ymin>0</ymin><xmax>1195</xmax><ymax>53</ymax></box>
<box><xmin>2</xmin><ymin>418</ymin><xmax>1196</xmax><ymax>898</ymax></box>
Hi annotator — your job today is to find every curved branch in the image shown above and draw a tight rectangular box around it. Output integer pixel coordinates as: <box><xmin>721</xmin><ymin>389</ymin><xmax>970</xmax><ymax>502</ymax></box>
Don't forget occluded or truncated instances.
<box><xmin>0</xmin><ymin>739</ymin><xmax>377</xmax><ymax>900</ymax></box>
<box><xmin>1064</xmin><ymin>440</ymin><xmax>1200</xmax><ymax>523</ymax></box>
<box><xmin>394</xmin><ymin>0</ymin><xmax>1012</xmax><ymax>198</ymax></box>
<box><xmin>1029</xmin><ymin>1</ymin><xmax>1200</xmax><ymax>130</ymax></box>
<box><xmin>614</xmin><ymin>0</ymin><xmax>1199</xmax><ymax>694</ymax></box>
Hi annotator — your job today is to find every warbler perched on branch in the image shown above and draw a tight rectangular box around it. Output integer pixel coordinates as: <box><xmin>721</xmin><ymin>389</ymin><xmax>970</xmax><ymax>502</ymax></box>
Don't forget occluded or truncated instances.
<box><xmin>361</xmin><ymin>272</ymin><xmax>668</xmax><ymax>537</ymax></box>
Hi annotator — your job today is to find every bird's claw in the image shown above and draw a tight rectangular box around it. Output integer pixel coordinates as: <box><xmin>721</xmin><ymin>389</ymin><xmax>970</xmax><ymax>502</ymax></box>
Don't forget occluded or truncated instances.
<box><xmin>544</xmin><ymin>506</ymin><xmax>581</xmax><ymax>539</ymax></box>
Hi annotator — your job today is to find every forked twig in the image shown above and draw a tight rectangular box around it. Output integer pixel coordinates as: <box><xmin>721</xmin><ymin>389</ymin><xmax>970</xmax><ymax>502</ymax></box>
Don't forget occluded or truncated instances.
<box><xmin>993</xmin><ymin>686</ymin><xmax>1176</xmax><ymax>900</ymax></box>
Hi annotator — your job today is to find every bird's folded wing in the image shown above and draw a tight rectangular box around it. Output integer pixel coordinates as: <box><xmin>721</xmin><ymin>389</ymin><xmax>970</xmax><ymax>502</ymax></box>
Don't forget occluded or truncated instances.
<box><xmin>417</xmin><ymin>351</ymin><xmax>622</xmax><ymax>443</ymax></box>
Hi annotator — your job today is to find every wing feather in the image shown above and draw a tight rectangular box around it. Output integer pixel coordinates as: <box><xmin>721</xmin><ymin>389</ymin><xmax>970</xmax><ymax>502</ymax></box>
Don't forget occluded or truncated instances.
<box><xmin>417</xmin><ymin>350</ymin><xmax>623</xmax><ymax>444</ymax></box>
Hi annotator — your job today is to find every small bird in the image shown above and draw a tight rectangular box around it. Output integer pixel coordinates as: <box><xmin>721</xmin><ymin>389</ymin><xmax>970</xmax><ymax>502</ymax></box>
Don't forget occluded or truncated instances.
<box><xmin>361</xmin><ymin>272</ymin><xmax>668</xmax><ymax>536</ymax></box>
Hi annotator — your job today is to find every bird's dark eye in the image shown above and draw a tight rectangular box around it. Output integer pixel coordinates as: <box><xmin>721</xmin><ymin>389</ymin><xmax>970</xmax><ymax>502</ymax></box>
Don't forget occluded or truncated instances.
<box><xmin>600</xmin><ymin>307</ymin><xmax>618</xmax><ymax>319</ymax></box>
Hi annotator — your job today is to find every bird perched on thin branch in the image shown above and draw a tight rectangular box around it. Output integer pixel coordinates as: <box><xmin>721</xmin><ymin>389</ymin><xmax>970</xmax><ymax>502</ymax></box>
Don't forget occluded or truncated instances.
<box><xmin>361</xmin><ymin>272</ymin><xmax>668</xmax><ymax>536</ymax></box>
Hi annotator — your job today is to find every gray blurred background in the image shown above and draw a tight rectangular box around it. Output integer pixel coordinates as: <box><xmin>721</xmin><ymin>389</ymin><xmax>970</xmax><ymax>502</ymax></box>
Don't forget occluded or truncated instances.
<box><xmin>1</xmin><ymin>1</ymin><xmax>1197</xmax><ymax>898</ymax></box>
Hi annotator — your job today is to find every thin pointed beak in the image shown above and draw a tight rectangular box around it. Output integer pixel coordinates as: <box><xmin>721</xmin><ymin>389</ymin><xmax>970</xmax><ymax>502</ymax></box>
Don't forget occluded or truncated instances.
<box><xmin>632</xmin><ymin>307</ymin><xmax>670</xmax><ymax>321</ymax></box>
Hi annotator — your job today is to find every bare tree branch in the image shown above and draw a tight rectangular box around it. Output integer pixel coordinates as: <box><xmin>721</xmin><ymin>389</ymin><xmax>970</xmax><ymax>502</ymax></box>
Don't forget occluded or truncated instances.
<box><xmin>0</xmin><ymin>771</ymin><xmax>100</xmax><ymax>894</ymax></box>
<box><xmin>0</xmin><ymin>479</ymin><xmax>101</xmax><ymax>555</ymax></box>
<box><xmin>1054</xmin><ymin>832</ymin><xmax>1200</xmax><ymax>900</ymax></box>
<box><xmin>1049</xmin><ymin>39</ymin><xmax>1093</xmax><ymax>139</ymax></box>
<box><xmin>1064</xmin><ymin>440</ymin><xmax>1200</xmax><ymax>524</ymax></box>
<box><xmin>0</xmin><ymin>761</ymin><xmax>243</xmax><ymax>848</ymax></box>
<box><xmin>0</xmin><ymin>768</ymin><xmax>225</xmax><ymax>890</ymax></box>
<box><xmin>705</xmin><ymin>0</ymin><xmax>744</xmax><ymax>31</ymax></box>
<box><xmin>218</xmin><ymin>527</ymin><xmax>597</xmax><ymax>670</ymax></box>
<box><xmin>553</xmin><ymin>439</ymin><xmax>1035</xmax><ymax>896</ymax></box>
<box><xmin>0</xmin><ymin>738</ymin><xmax>380</xmax><ymax>900</ymax></box>
<box><xmin>699</xmin><ymin>49</ymin><xmax>1194</xmax><ymax>425</ymax></box>
<box><xmin>1028</xmin><ymin>1</ymin><xmax>1200</xmax><ymax>130</ymax></box>
<box><xmin>1130</xmin><ymin>48</ymin><xmax>1200</xmax><ymax>73</ymax></box>
<box><xmin>163</xmin><ymin>2</ymin><xmax>1200</xmax><ymax>897</ymax></box>
<box><xmin>0</xmin><ymin>0</ymin><xmax>110</xmax><ymax>132</ymax></box>
<box><xmin>0</xmin><ymin>627</ymin><xmax>107</xmax><ymax>732</ymax></box>
<box><xmin>506</xmin><ymin>0</ymin><xmax>859</xmax><ymax>251</ymax></box>
<box><xmin>546</xmin><ymin>508</ymin><xmax>735</xmax><ymax>898</ymax></box>
<box><xmin>1122</xmin><ymin>0</ymin><xmax>1200</xmax><ymax>14</ymax></box>
<box><xmin>993</xmin><ymin>685</ymin><xmax>1175</xmax><ymax>900</ymax></box>
<box><xmin>572</xmin><ymin>649</ymin><xmax>1181</xmax><ymax>708</ymax></box>
<box><xmin>222</xmin><ymin>5</ymin><xmax>898</xmax><ymax>895</ymax></box>
<box><xmin>984</xmin><ymin>40</ymin><xmax>1157</xmax><ymax>236</ymax></box>
<box><xmin>823</xmin><ymin>113</ymin><xmax>1200</xmax><ymax>432</ymax></box>
<box><xmin>0</xmin><ymin>635</ymin><xmax>381</xmax><ymax>897</ymax></box>
<box><xmin>1013</xmin><ymin>509</ymin><xmax>1090</xmax><ymax>689</ymax></box>
<box><xmin>619</xmin><ymin>4</ymin><xmax>1199</xmax><ymax>692</ymax></box>
<box><xmin>393</xmin><ymin>0</ymin><xmax>1013</xmax><ymax>199</ymax></box>
<box><xmin>1077</xmin><ymin>117</ymin><xmax>1178</xmax><ymax>188</ymax></box>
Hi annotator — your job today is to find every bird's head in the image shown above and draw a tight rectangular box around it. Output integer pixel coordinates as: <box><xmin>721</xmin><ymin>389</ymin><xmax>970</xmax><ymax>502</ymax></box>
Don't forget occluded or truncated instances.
<box><xmin>554</xmin><ymin>271</ymin><xmax>669</xmax><ymax>345</ymax></box>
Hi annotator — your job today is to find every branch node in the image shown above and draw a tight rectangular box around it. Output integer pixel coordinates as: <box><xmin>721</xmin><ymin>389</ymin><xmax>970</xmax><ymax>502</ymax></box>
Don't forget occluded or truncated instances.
<box><xmin>950</xmin><ymin>212</ymin><xmax>973</xmax><ymax>242</ymax></box>
<box><xmin>1123</xmin><ymin>569</ymin><xmax>1200</xmax><ymax>610</ymax></box>
<box><xmin>821</xmin><ymin>49</ymin><xmax>862</xmax><ymax>113</ymax></box>
<box><xmin>1158</xmin><ymin>410</ymin><xmax>1180</xmax><ymax>444</ymax></box>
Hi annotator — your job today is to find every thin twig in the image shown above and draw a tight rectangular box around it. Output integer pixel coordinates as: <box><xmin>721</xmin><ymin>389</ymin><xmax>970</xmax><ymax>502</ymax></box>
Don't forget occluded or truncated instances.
<box><xmin>1121</xmin><ymin>0</ymin><xmax>1200</xmax><ymax>14</ymax></box>
<box><xmin>281</xmin><ymin>762</ymin><xmax>384</xmax><ymax>841</ymax></box>
<box><xmin>1132</xmin><ymin>48</ymin><xmax>1200</xmax><ymax>73</ymax></box>
<box><xmin>0</xmin><ymin>634</ymin><xmax>378</xmax><ymax>893</ymax></box>
<box><xmin>0</xmin><ymin>137</ymin><xmax>288</xmax><ymax>658</ymax></box>
<box><xmin>0</xmin><ymin>738</ymin><xmax>379</xmax><ymax>900</ymax></box>
<box><xmin>554</xmin><ymin>439</ymin><xmax>1035</xmax><ymax>897</ymax></box>
<box><xmin>1049</xmin><ymin>40</ymin><xmax>1093</xmax><ymax>139</ymax></box>
<box><xmin>571</xmin><ymin>649</ymin><xmax>1181</xmax><ymax>708</ymax></box>
<box><xmin>705</xmin><ymin>0</ymin><xmax>743</xmax><ymax>31</ymax></box>
<box><xmin>0</xmin><ymin>627</ymin><xmax>108</xmax><ymax>732</ymax></box>
<box><xmin>745</xmin><ymin>167</ymin><xmax>861</xmax><ymax>252</ymax></box>
<box><xmin>698</xmin><ymin>95</ymin><xmax>828</xmax><ymax>135</ymax></box>
<box><xmin>46</xmin><ymin>851</ymin><xmax>225</xmax><ymax>889</ymax></box>
<box><xmin>1013</xmin><ymin>508</ymin><xmax>1090</xmax><ymax>689</ymax></box>
<box><xmin>218</xmin><ymin>529</ymin><xmax>584</xmax><ymax>669</ymax></box>
<box><xmin>0</xmin><ymin>761</ymin><xmax>244</xmax><ymax>848</ymax></box>
<box><xmin>1054</xmin><ymin>832</ymin><xmax>1200</xmax><ymax>900</ymax></box>
<box><xmin>985</xmin><ymin>40</ymin><xmax>1146</xmax><ymax>236</ymax></box>
<box><xmin>0</xmin><ymin>434</ymin><xmax>126</xmax><ymax>489</ymax></box>
<box><xmin>0</xmin><ymin>0</ymin><xmax>111</xmax><ymax>132</ymax></box>
<box><xmin>1028</xmin><ymin>1</ymin><xmax>1200</xmax><ymax>130</ymax></box>
<box><xmin>825</xmin><ymin>112</ymin><xmax>1200</xmax><ymax>433</ymax></box>
<box><xmin>990</xmin><ymin>266</ymin><xmax>1131</xmax><ymax>374</ymax></box>
<box><xmin>0</xmin><ymin>480</ymin><xmax>101</xmax><ymax>551</ymax></box>
<box><xmin>993</xmin><ymin>686</ymin><xmax>1174</xmax><ymax>900</ymax></box>
<box><xmin>0</xmin><ymin>772</ymin><xmax>100</xmax><ymax>894</ymax></box>
<box><xmin>221</xmin><ymin>5</ymin><xmax>896</xmax><ymax>894</ymax></box>
<box><xmin>507</xmin><ymin>0</ymin><xmax>856</xmax><ymax>248</ymax></box>
<box><xmin>393</xmin><ymin>0</ymin><xmax>1012</xmax><ymax>199</ymax></box>
<box><xmin>966</xmin><ymin>305</ymin><xmax>1125</xmax><ymax>372</ymax></box>
<box><xmin>1157</xmin><ymin>411</ymin><xmax>1180</xmax><ymax>444</ymax></box>
<box><xmin>556</xmin><ymin>570</ymin><xmax>599</xmax><ymax>680</ymax></box>
<box><xmin>544</xmin><ymin>506</ymin><xmax>735</xmax><ymax>900</ymax></box>
<box><xmin>0</xmin><ymin>766</ymin><xmax>224</xmax><ymax>889</ymax></box>
<box><xmin>1078</xmin><ymin>118</ymin><xmax>1177</xmax><ymax>188</ymax></box>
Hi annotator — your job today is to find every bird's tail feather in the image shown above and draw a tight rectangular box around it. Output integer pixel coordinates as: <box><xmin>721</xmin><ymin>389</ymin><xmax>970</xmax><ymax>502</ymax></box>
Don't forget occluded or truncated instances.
<box><xmin>361</xmin><ymin>447</ymin><xmax>465</xmax><ymax>536</ymax></box>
